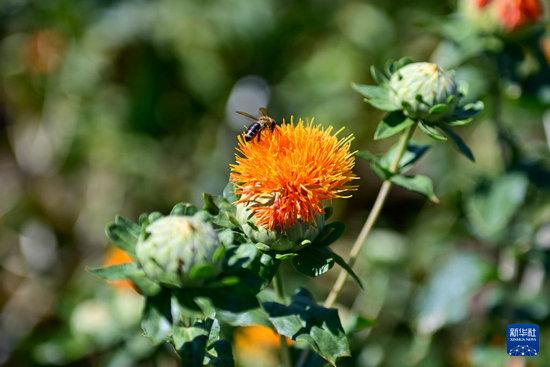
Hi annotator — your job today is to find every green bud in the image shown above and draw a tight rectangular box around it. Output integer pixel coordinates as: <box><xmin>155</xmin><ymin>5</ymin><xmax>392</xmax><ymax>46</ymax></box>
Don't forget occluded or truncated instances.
<box><xmin>136</xmin><ymin>215</ymin><xmax>224</xmax><ymax>287</ymax></box>
<box><xmin>236</xmin><ymin>204</ymin><xmax>325</xmax><ymax>252</ymax></box>
<box><xmin>389</xmin><ymin>62</ymin><xmax>460</xmax><ymax>122</ymax></box>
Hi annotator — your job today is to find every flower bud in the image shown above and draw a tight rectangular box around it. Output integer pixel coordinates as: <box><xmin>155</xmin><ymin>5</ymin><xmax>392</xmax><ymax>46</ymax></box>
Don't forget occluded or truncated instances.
<box><xmin>236</xmin><ymin>203</ymin><xmax>325</xmax><ymax>252</ymax></box>
<box><xmin>136</xmin><ymin>215</ymin><xmax>224</xmax><ymax>287</ymax></box>
<box><xmin>389</xmin><ymin>62</ymin><xmax>460</xmax><ymax>122</ymax></box>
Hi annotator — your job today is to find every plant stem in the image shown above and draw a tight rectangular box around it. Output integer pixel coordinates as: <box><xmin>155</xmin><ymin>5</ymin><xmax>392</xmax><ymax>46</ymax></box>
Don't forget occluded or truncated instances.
<box><xmin>324</xmin><ymin>123</ymin><xmax>416</xmax><ymax>308</ymax></box>
<box><xmin>295</xmin><ymin>123</ymin><xmax>416</xmax><ymax>367</ymax></box>
<box><xmin>274</xmin><ymin>271</ymin><xmax>292</xmax><ymax>367</ymax></box>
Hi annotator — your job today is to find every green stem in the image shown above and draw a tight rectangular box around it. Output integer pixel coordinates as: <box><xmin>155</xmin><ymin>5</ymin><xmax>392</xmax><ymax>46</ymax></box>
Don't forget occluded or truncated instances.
<box><xmin>274</xmin><ymin>271</ymin><xmax>292</xmax><ymax>367</ymax></box>
<box><xmin>295</xmin><ymin>123</ymin><xmax>417</xmax><ymax>367</ymax></box>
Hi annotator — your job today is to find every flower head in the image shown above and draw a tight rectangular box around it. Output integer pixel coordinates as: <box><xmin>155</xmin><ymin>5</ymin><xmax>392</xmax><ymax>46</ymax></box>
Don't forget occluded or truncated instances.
<box><xmin>389</xmin><ymin>62</ymin><xmax>460</xmax><ymax>123</ymax></box>
<box><xmin>230</xmin><ymin>119</ymin><xmax>356</xmax><ymax>231</ymax></box>
<box><xmin>495</xmin><ymin>0</ymin><xmax>544</xmax><ymax>31</ymax></box>
<box><xmin>136</xmin><ymin>215</ymin><xmax>225</xmax><ymax>287</ymax></box>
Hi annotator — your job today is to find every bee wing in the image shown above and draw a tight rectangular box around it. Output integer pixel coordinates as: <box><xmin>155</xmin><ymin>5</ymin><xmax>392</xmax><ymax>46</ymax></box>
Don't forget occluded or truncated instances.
<box><xmin>236</xmin><ymin>111</ymin><xmax>258</xmax><ymax>121</ymax></box>
<box><xmin>258</xmin><ymin>107</ymin><xmax>268</xmax><ymax>116</ymax></box>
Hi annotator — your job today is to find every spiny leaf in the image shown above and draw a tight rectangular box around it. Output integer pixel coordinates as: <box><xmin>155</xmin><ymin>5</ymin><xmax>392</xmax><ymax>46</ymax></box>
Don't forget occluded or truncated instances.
<box><xmin>390</xmin><ymin>174</ymin><xmax>440</xmax><ymax>203</ymax></box>
<box><xmin>374</xmin><ymin>111</ymin><xmax>414</xmax><ymax>140</ymax></box>
<box><xmin>262</xmin><ymin>288</ymin><xmax>350</xmax><ymax>366</ymax></box>
<box><xmin>351</xmin><ymin>83</ymin><xmax>399</xmax><ymax>112</ymax></box>
<box><xmin>419</xmin><ymin>122</ymin><xmax>447</xmax><ymax>141</ymax></box>
<box><xmin>326</xmin><ymin>249</ymin><xmax>363</xmax><ymax>289</ymax></box>
<box><xmin>314</xmin><ymin>221</ymin><xmax>345</xmax><ymax>247</ymax></box>
<box><xmin>440</xmin><ymin>126</ymin><xmax>475</xmax><ymax>162</ymax></box>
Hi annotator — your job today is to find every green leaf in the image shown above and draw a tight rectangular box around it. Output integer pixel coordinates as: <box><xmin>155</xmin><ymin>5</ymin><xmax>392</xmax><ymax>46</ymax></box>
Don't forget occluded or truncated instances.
<box><xmin>222</xmin><ymin>182</ymin><xmax>238</xmax><ymax>203</ymax></box>
<box><xmin>380</xmin><ymin>142</ymin><xmax>430</xmax><ymax>173</ymax></box>
<box><xmin>374</xmin><ymin>111</ymin><xmax>414</xmax><ymax>140</ymax></box>
<box><xmin>356</xmin><ymin>150</ymin><xmax>392</xmax><ymax>180</ymax></box>
<box><xmin>89</xmin><ymin>263</ymin><xmax>135</xmax><ymax>280</ymax></box>
<box><xmin>440</xmin><ymin>126</ymin><xmax>475</xmax><ymax>162</ymax></box>
<box><xmin>173</xmin><ymin>318</ymin><xmax>234</xmax><ymax>367</ymax></box>
<box><xmin>465</xmin><ymin>173</ymin><xmax>528</xmax><ymax>242</ymax></box>
<box><xmin>171</xmin><ymin>202</ymin><xmax>198</xmax><ymax>216</ymax></box>
<box><xmin>202</xmin><ymin>193</ymin><xmax>220</xmax><ymax>215</ymax></box>
<box><xmin>418</xmin><ymin>122</ymin><xmax>447</xmax><ymax>141</ymax></box>
<box><xmin>262</xmin><ymin>288</ymin><xmax>351</xmax><ymax>365</ymax></box>
<box><xmin>217</xmin><ymin>307</ymin><xmax>271</xmax><ymax>327</ymax></box>
<box><xmin>313</xmin><ymin>221</ymin><xmax>345</xmax><ymax>247</ymax></box>
<box><xmin>292</xmin><ymin>247</ymin><xmax>335</xmax><ymax>277</ymax></box>
<box><xmin>450</xmin><ymin>100</ymin><xmax>484</xmax><ymax>123</ymax></box>
<box><xmin>141</xmin><ymin>288</ymin><xmax>173</xmax><ymax>344</ymax></box>
<box><xmin>275</xmin><ymin>253</ymin><xmax>299</xmax><ymax>261</ymax></box>
<box><xmin>105</xmin><ymin>216</ymin><xmax>140</xmax><ymax>257</ymax></box>
<box><xmin>390</xmin><ymin>174</ymin><xmax>440</xmax><ymax>203</ymax></box>
<box><xmin>351</xmin><ymin>83</ymin><xmax>399</xmax><ymax>112</ymax></box>
<box><xmin>428</xmin><ymin>103</ymin><xmax>448</xmax><ymax>115</ymax></box>
<box><xmin>370</xmin><ymin>65</ymin><xmax>389</xmax><ymax>84</ymax></box>
<box><xmin>326</xmin><ymin>249</ymin><xmax>363</xmax><ymax>289</ymax></box>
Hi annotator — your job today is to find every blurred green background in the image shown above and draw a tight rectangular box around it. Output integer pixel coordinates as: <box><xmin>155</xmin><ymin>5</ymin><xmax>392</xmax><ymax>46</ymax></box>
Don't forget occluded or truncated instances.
<box><xmin>0</xmin><ymin>0</ymin><xmax>549</xmax><ymax>366</ymax></box>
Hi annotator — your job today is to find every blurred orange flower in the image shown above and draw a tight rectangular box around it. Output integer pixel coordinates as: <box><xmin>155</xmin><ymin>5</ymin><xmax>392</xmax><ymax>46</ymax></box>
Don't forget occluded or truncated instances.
<box><xmin>103</xmin><ymin>247</ymin><xmax>134</xmax><ymax>291</ymax></box>
<box><xmin>496</xmin><ymin>0</ymin><xmax>544</xmax><ymax>31</ymax></box>
<box><xmin>22</xmin><ymin>29</ymin><xmax>65</xmax><ymax>74</ymax></box>
<box><xmin>234</xmin><ymin>325</ymin><xmax>293</xmax><ymax>353</ymax></box>
<box><xmin>230</xmin><ymin>119</ymin><xmax>357</xmax><ymax>231</ymax></box>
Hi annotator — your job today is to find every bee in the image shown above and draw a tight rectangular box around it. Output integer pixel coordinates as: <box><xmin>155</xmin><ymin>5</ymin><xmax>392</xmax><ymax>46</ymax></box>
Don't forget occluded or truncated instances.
<box><xmin>236</xmin><ymin>107</ymin><xmax>278</xmax><ymax>142</ymax></box>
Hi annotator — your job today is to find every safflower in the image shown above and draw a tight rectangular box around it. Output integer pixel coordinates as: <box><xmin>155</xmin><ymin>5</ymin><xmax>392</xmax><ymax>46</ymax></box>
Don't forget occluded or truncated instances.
<box><xmin>495</xmin><ymin>0</ymin><xmax>544</xmax><ymax>31</ymax></box>
<box><xmin>230</xmin><ymin>118</ymin><xmax>357</xmax><ymax>232</ymax></box>
<box><xmin>234</xmin><ymin>325</ymin><xmax>294</xmax><ymax>366</ymax></box>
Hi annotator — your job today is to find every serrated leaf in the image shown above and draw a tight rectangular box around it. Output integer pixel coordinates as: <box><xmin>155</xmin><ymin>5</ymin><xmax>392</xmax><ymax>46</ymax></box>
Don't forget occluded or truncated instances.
<box><xmin>451</xmin><ymin>100</ymin><xmax>484</xmax><ymax>122</ymax></box>
<box><xmin>89</xmin><ymin>263</ymin><xmax>135</xmax><ymax>280</ymax></box>
<box><xmin>313</xmin><ymin>221</ymin><xmax>345</xmax><ymax>247</ymax></box>
<box><xmin>292</xmin><ymin>247</ymin><xmax>335</xmax><ymax>277</ymax></box>
<box><xmin>356</xmin><ymin>150</ymin><xmax>392</xmax><ymax>180</ymax></box>
<box><xmin>380</xmin><ymin>142</ymin><xmax>430</xmax><ymax>173</ymax></box>
<box><xmin>222</xmin><ymin>182</ymin><xmax>238</xmax><ymax>203</ymax></box>
<box><xmin>390</xmin><ymin>174</ymin><xmax>439</xmax><ymax>203</ymax></box>
<box><xmin>141</xmin><ymin>288</ymin><xmax>173</xmax><ymax>344</ymax></box>
<box><xmin>326</xmin><ymin>249</ymin><xmax>363</xmax><ymax>289</ymax></box>
<box><xmin>440</xmin><ymin>126</ymin><xmax>475</xmax><ymax>162</ymax></box>
<box><xmin>351</xmin><ymin>83</ymin><xmax>399</xmax><ymax>111</ymax></box>
<box><xmin>374</xmin><ymin>111</ymin><xmax>414</xmax><ymax>140</ymax></box>
<box><xmin>105</xmin><ymin>217</ymin><xmax>140</xmax><ymax>257</ymax></box>
<box><xmin>465</xmin><ymin>173</ymin><xmax>528</xmax><ymax>242</ymax></box>
<box><xmin>419</xmin><ymin>122</ymin><xmax>447</xmax><ymax>141</ymax></box>
<box><xmin>262</xmin><ymin>288</ymin><xmax>350</xmax><ymax>366</ymax></box>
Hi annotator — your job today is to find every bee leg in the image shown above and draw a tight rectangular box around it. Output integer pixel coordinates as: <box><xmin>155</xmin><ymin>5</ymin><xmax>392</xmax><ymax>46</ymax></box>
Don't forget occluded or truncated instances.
<box><xmin>257</xmin><ymin>130</ymin><xmax>262</xmax><ymax>142</ymax></box>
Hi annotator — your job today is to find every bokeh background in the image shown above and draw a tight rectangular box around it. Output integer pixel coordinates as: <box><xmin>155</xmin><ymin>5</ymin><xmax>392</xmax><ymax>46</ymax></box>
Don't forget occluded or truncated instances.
<box><xmin>0</xmin><ymin>0</ymin><xmax>549</xmax><ymax>366</ymax></box>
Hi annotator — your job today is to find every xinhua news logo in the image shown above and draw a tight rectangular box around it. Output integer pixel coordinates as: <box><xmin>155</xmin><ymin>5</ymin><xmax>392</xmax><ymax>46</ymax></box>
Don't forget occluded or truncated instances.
<box><xmin>506</xmin><ymin>324</ymin><xmax>539</xmax><ymax>357</ymax></box>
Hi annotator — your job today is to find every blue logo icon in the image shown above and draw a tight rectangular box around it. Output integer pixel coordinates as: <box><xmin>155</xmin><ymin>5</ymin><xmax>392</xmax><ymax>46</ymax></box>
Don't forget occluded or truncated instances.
<box><xmin>507</xmin><ymin>324</ymin><xmax>539</xmax><ymax>356</ymax></box>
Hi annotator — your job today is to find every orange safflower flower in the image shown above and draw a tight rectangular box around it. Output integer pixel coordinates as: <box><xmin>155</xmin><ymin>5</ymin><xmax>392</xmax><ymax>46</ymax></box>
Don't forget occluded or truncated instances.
<box><xmin>234</xmin><ymin>325</ymin><xmax>293</xmax><ymax>354</ymax></box>
<box><xmin>103</xmin><ymin>247</ymin><xmax>135</xmax><ymax>291</ymax></box>
<box><xmin>230</xmin><ymin>118</ymin><xmax>357</xmax><ymax>231</ymax></box>
<box><xmin>496</xmin><ymin>0</ymin><xmax>543</xmax><ymax>30</ymax></box>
